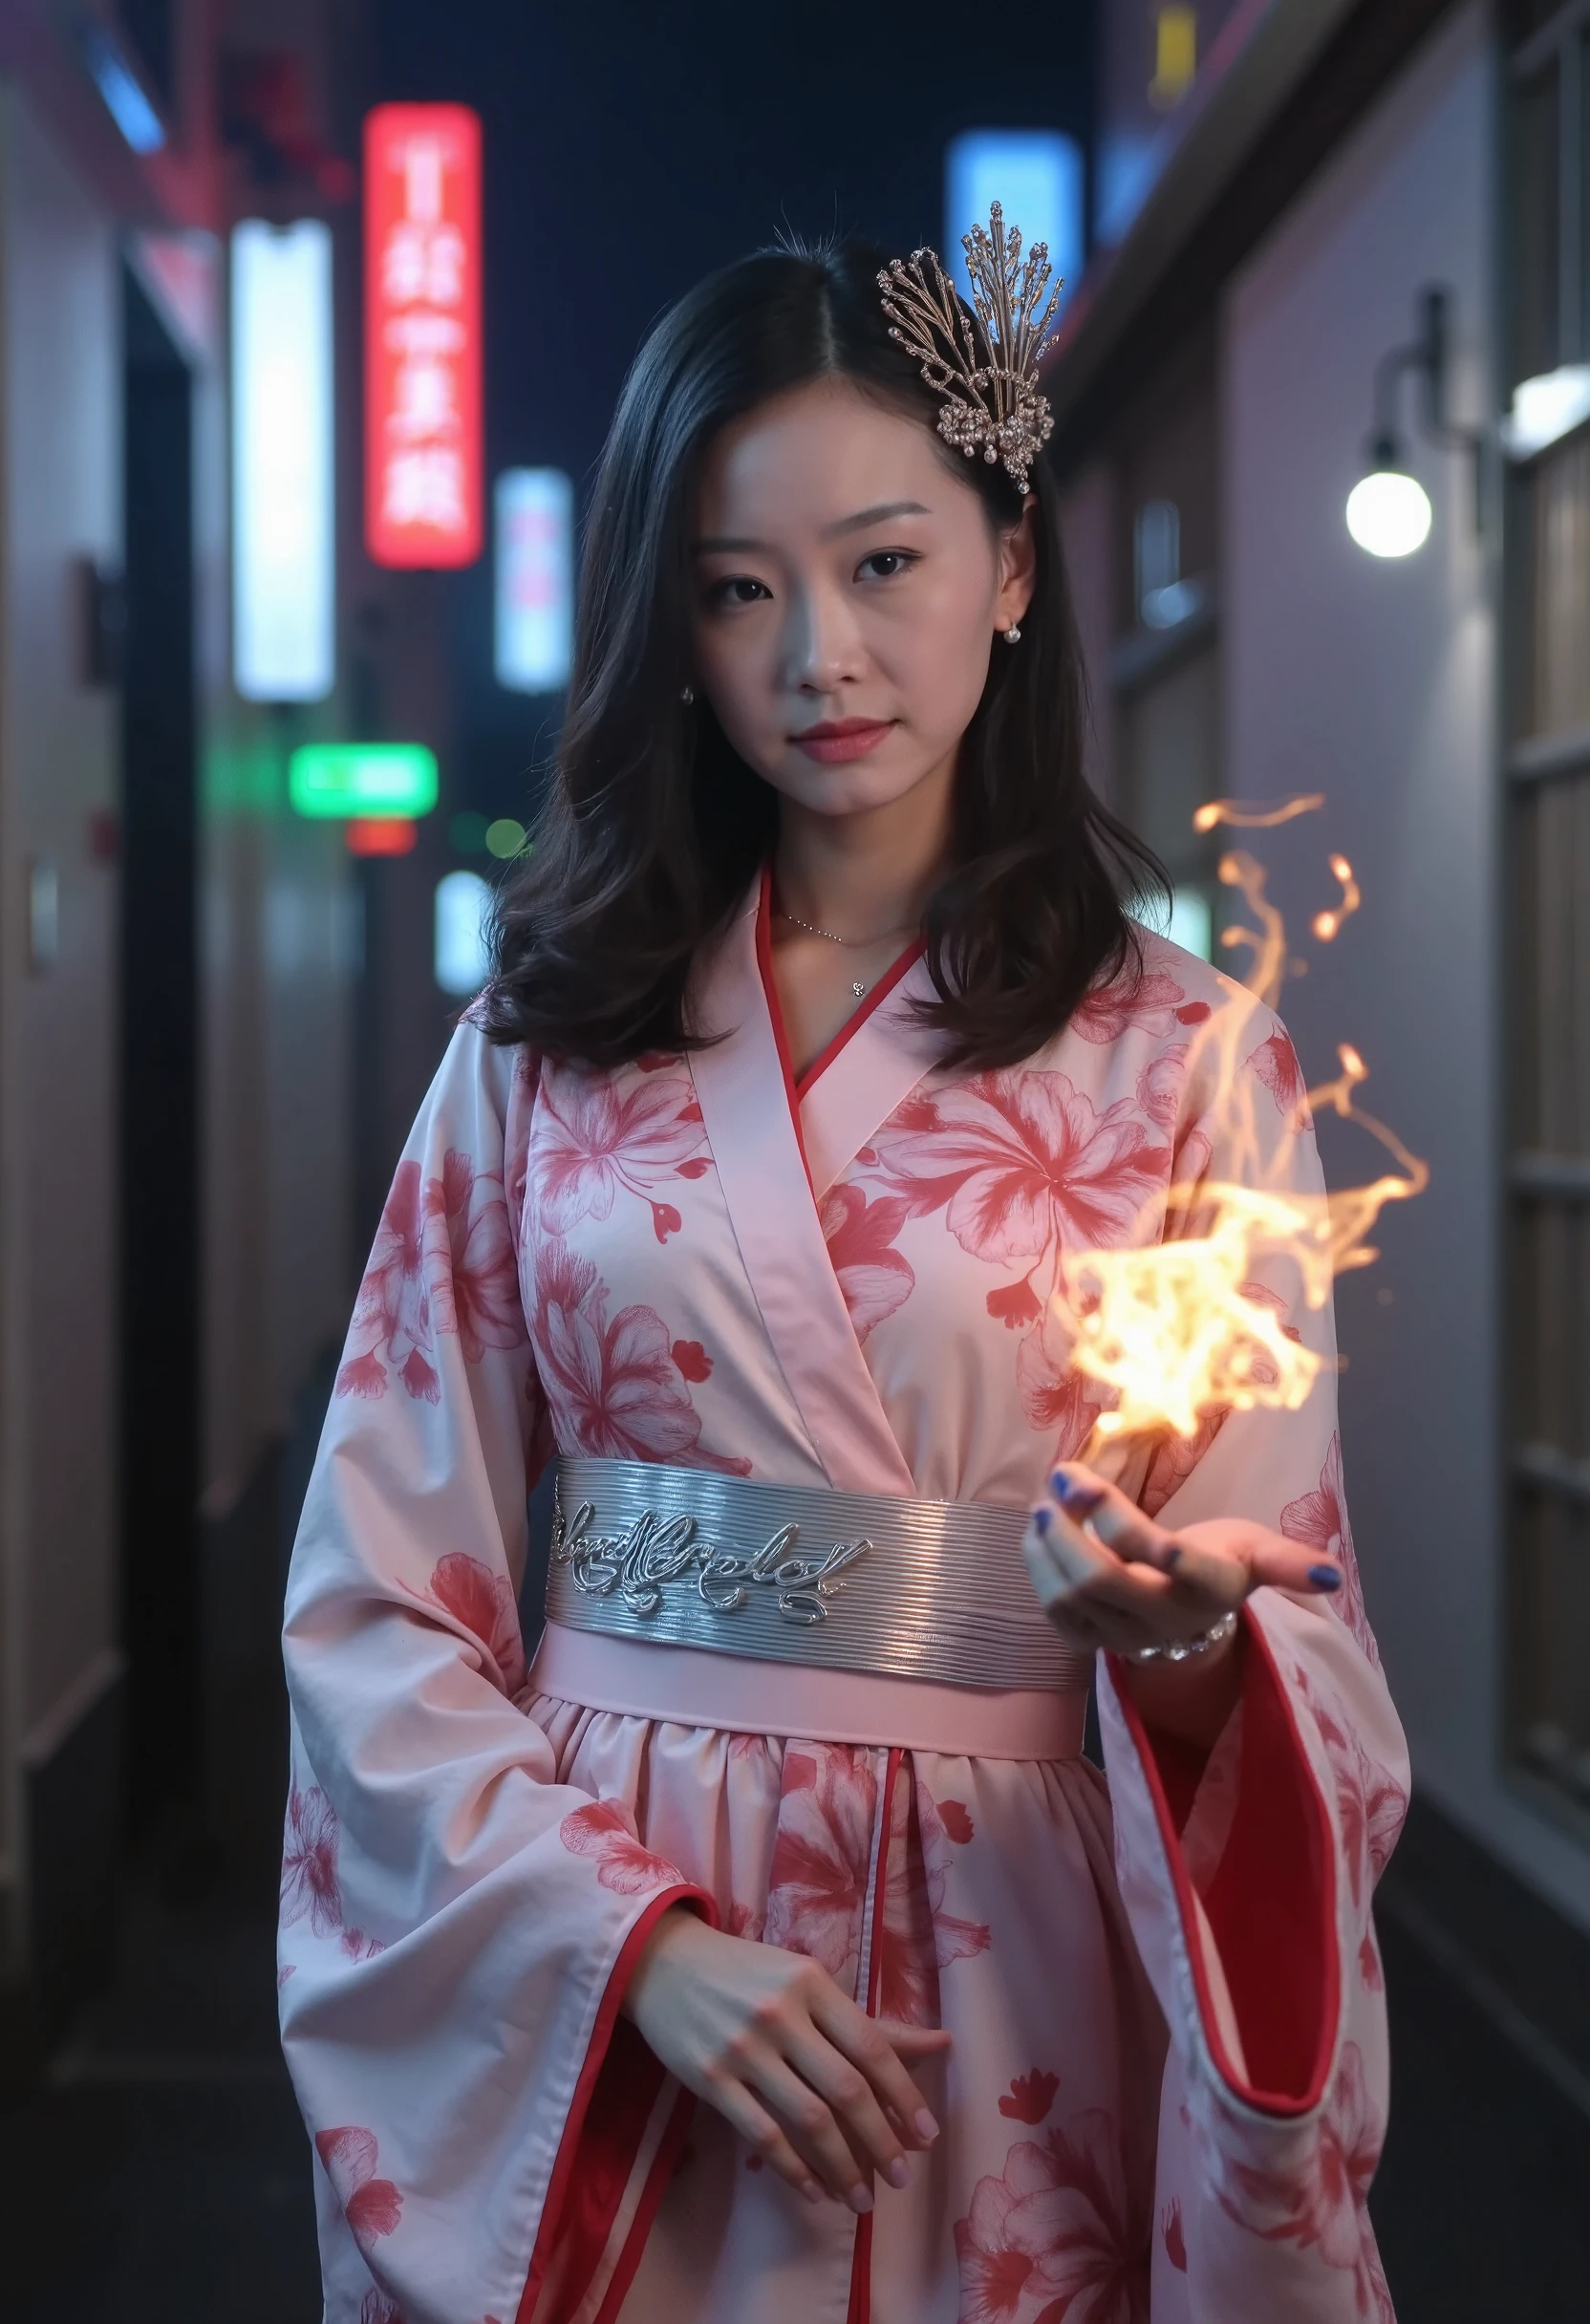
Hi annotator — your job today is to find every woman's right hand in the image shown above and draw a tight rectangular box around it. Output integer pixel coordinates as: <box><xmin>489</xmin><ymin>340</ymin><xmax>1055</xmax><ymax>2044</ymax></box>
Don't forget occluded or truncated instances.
<box><xmin>620</xmin><ymin>1906</ymin><xmax>950</xmax><ymax>2212</ymax></box>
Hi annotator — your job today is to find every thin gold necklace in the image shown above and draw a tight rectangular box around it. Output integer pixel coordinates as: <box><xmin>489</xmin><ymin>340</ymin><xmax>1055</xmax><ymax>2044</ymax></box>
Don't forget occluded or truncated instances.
<box><xmin>774</xmin><ymin>905</ymin><xmax>917</xmax><ymax>1001</ymax></box>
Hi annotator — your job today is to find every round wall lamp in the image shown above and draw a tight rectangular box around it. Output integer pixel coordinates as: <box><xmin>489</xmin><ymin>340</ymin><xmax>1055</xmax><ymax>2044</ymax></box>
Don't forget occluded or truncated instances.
<box><xmin>1345</xmin><ymin>437</ymin><xmax>1432</xmax><ymax>558</ymax></box>
<box><xmin>1346</xmin><ymin>286</ymin><xmax>1481</xmax><ymax>558</ymax></box>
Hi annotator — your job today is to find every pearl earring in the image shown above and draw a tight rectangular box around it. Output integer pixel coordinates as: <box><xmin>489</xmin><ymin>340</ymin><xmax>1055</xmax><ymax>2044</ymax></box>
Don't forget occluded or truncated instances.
<box><xmin>680</xmin><ymin>685</ymin><xmax>695</xmax><ymax>703</ymax></box>
<box><xmin>1003</xmin><ymin>623</ymin><xmax>1021</xmax><ymax>645</ymax></box>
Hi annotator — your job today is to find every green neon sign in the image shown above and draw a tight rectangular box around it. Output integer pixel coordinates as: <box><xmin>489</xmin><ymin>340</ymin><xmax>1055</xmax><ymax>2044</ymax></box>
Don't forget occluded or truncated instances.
<box><xmin>288</xmin><ymin>742</ymin><xmax>439</xmax><ymax>819</ymax></box>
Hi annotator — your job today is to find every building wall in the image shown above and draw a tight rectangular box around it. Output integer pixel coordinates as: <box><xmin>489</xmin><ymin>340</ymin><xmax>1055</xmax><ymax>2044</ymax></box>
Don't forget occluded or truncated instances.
<box><xmin>0</xmin><ymin>90</ymin><xmax>121</xmax><ymax>1969</ymax></box>
<box><xmin>195</xmin><ymin>229</ymin><xmax>358</xmax><ymax>1517</ymax></box>
<box><xmin>1058</xmin><ymin>462</ymin><xmax>1118</xmax><ymax>809</ymax></box>
<box><xmin>201</xmin><ymin>729</ymin><xmax>356</xmax><ymax>1513</ymax></box>
<box><xmin>1222</xmin><ymin>0</ymin><xmax>1590</xmax><ymax>1929</ymax></box>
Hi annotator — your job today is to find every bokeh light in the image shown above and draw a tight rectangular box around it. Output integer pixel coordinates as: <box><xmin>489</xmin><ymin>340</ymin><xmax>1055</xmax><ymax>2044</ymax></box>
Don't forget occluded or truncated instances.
<box><xmin>1345</xmin><ymin>468</ymin><xmax>1432</xmax><ymax>558</ymax></box>
<box><xmin>434</xmin><ymin>869</ymin><xmax>491</xmax><ymax>994</ymax></box>
<box><xmin>484</xmin><ymin>816</ymin><xmax>526</xmax><ymax>859</ymax></box>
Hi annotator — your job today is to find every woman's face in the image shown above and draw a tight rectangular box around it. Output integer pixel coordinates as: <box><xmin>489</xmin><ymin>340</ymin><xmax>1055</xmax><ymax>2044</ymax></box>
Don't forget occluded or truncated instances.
<box><xmin>689</xmin><ymin>377</ymin><xmax>1035</xmax><ymax>821</ymax></box>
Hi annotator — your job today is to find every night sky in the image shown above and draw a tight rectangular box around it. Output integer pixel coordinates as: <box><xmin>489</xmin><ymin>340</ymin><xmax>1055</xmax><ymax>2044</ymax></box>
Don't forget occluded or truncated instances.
<box><xmin>370</xmin><ymin>0</ymin><xmax>1096</xmax><ymax>820</ymax></box>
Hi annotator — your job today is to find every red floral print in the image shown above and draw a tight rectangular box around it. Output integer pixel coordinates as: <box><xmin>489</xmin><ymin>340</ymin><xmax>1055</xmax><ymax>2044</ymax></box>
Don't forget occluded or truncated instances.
<box><xmin>401</xmin><ymin>1550</ymin><xmax>526</xmax><ymax>1695</ymax></box>
<box><xmin>763</xmin><ymin>1747</ymin><xmax>877</xmax><ymax>1995</ymax></box>
<box><xmin>361</xmin><ymin>2293</ymin><xmax>403</xmax><ymax>2324</ymax></box>
<box><xmin>820</xmin><ymin>1184</ymin><xmax>915</xmax><ymax>1343</ymax></box>
<box><xmin>335</xmin><ymin>1151</ymin><xmax>523</xmax><ymax>1402</ymax></box>
<box><xmin>337</xmin><ymin>1160</ymin><xmax>433</xmax><ymax>1402</ymax></box>
<box><xmin>314</xmin><ymin>2125</ymin><xmax>404</xmax><ymax>2253</ymax></box>
<box><xmin>956</xmin><ymin>2170</ymin><xmax>1057</xmax><ymax>2324</ymax></box>
<box><xmin>531</xmin><ymin>1238</ymin><xmax>750</xmax><ymax>1474</ymax></box>
<box><xmin>1359</xmin><ymin>1929</ymin><xmax>1384</xmax><ymax>1992</ymax></box>
<box><xmin>999</xmin><ymin>2069</ymin><xmax>1060</xmax><ymax>2124</ymax></box>
<box><xmin>1236</xmin><ymin>1278</ymin><xmax>1303</xmax><ymax>1345</ymax></box>
<box><xmin>1296</xmin><ymin>1668</ymin><xmax>1407</xmax><ymax>1911</ymax></box>
<box><xmin>955</xmin><ymin>2109</ymin><xmax>1150</xmax><ymax>2324</ymax></box>
<box><xmin>871</xmin><ymin>1072</ymin><xmax>1171</xmax><ymax>1268</ymax></box>
<box><xmin>1071</xmin><ymin>967</ymin><xmax>1191</xmax><ymax>1045</ymax></box>
<box><xmin>878</xmin><ymin>1776</ymin><xmax>991</xmax><ymax>2027</ymax></box>
<box><xmin>1015</xmin><ymin>1330</ymin><xmax>1108</xmax><ymax>1452</ymax></box>
<box><xmin>423</xmin><ymin>1152</ymin><xmax>527</xmax><ymax>1362</ymax></box>
<box><xmin>671</xmin><ymin>1338</ymin><xmax>711</xmax><ymax>1383</ymax></box>
<box><xmin>1139</xmin><ymin>1410</ymin><xmax>1227</xmax><ymax>1520</ymax></box>
<box><xmin>1280</xmin><ymin>1433</ymin><xmax>1380</xmax><ymax>1667</ymax></box>
<box><xmin>1363</xmin><ymin>2230</ymin><xmax>1396</xmax><ymax>2323</ymax></box>
<box><xmin>281</xmin><ymin>1785</ymin><xmax>342</xmax><ymax>1937</ymax></box>
<box><xmin>502</xmin><ymin>1047</ymin><xmax>542</xmax><ymax>1246</ymax></box>
<box><xmin>987</xmin><ymin>1277</ymin><xmax>1042</xmax><ymax>1331</ymax></box>
<box><xmin>1166</xmin><ymin>1122</ymin><xmax>1215</xmax><ymax>1229</ymax></box>
<box><xmin>534</xmin><ymin>1067</ymin><xmax>708</xmax><ymax>1237</ymax></box>
<box><xmin>1249</xmin><ymin>1029</ymin><xmax>1310</xmax><ymax>1123</ymax></box>
<box><xmin>1215</xmin><ymin>2041</ymin><xmax>1387</xmax><ymax>2315</ymax></box>
<box><xmin>939</xmin><ymin>1799</ymin><xmax>975</xmax><ymax>1844</ymax></box>
<box><xmin>1161</xmin><ymin>2199</ymin><xmax>1188</xmax><ymax>2272</ymax></box>
<box><xmin>557</xmin><ymin>1797</ymin><xmax>682</xmax><ymax>1896</ymax></box>
<box><xmin>341</xmin><ymin>1926</ymin><xmax>385</xmax><ymax>1962</ymax></box>
<box><xmin>1134</xmin><ymin>1046</ymin><xmax>1186</xmax><ymax>1130</ymax></box>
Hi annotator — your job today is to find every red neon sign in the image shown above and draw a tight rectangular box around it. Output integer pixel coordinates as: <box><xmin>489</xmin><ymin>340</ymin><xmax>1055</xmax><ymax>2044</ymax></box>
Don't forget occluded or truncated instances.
<box><xmin>346</xmin><ymin>816</ymin><xmax>419</xmax><ymax>857</ymax></box>
<box><xmin>364</xmin><ymin>103</ymin><xmax>483</xmax><ymax>569</ymax></box>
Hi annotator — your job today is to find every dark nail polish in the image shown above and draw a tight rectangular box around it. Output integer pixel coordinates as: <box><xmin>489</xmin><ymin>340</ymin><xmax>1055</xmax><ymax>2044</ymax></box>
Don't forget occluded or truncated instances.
<box><xmin>1309</xmin><ymin>1563</ymin><xmax>1342</xmax><ymax>1591</ymax></box>
<box><xmin>1032</xmin><ymin>1505</ymin><xmax>1052</xmax><ymax>1536</ymax></box>
<box><xmin>1162</xmin><ymin>1543</ymin><xmax>1182</xmax><ymax>1570</ymax></box>
<box><xmin>1051</xmin><ymin>1469</ymin><xmax>1103</xmax><ymax>1513</ymax></box>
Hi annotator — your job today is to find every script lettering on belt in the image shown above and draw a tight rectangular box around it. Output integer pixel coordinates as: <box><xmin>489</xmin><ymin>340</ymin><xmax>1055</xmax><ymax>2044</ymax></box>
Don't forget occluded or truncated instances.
<box><xmin>550</xmin><ymin>1496</ymin><xmax>870</xmax><ymax>1627</ymax></box>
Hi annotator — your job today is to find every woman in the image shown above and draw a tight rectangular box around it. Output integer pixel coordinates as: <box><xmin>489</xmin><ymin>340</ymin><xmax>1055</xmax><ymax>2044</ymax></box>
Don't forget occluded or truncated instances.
<box><xmin>281</xmin><ymin>216</ymin><xmax>1407</xmax><ymax>2324</ymax></box>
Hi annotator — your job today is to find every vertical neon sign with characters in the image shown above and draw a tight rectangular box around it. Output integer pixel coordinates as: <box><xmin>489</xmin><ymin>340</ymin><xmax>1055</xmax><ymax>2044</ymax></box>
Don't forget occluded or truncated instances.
<box><xmin>364</xmin><ymin>103</ymin><xmax>483</xmax><ymax>568</ymax></box>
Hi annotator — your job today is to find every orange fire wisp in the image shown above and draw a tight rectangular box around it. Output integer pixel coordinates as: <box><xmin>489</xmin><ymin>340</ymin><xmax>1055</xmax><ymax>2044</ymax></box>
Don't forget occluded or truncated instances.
<box><xmin>1051</xmin><ymin>801</ymin><xmax>1427</xmax><ymax>1455</ymax></box>
<box><xmin>1192</xmin><ymin>793</ymin><xmax>1325</xmax><ymax>833</ymax></box>
<box><xmin>1312</xmin><ymin>855</ymin><xmax>1360</xmax><ymax>943</ymax></box>
<box><xmin>1060</xmin><ymin>1187</ymin><xmax>1327</xmax><ymax>1442</ymax></box>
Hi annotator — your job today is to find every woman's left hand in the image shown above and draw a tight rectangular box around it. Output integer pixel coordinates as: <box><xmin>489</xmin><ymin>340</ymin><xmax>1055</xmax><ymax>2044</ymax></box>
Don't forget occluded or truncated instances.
<box><xmin>1022</xmin><ymin>1458</ymin><xmax>1343</xmax><ymax>1665</ymax></box>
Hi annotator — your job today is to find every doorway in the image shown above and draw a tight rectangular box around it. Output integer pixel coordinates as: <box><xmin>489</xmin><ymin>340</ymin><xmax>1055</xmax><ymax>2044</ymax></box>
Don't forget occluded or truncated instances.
<box><xmin>120</xmin><ymin>268</ymin><xmax>199</xmax><ymax>1835</ymax></box>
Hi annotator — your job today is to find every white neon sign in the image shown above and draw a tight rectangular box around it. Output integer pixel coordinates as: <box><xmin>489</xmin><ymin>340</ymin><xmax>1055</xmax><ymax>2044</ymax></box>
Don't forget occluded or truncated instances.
<box><xmin>495</xmin><ymin>468</ymin><xmax>574</xmax><ymax>694</ymax></box>
<box><xmin>435</xmin><ymin>870</ymin><xmax>492</xmax><ymax>995</ymax></box>
<box><xmin>231</xmin><ymin>220</ymin><xmax>334</xmax><ymax>702</ymax></box>
<box><xmin>944</xmin><ymin>131</ymin><xmax>1083</xmax><ymax>318</ymax></box>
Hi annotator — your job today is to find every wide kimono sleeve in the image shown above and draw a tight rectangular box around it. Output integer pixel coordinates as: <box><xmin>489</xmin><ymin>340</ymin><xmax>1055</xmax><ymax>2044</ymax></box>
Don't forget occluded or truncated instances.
<box><xmin>1096</xmin><ymin>1004</ymin><xmax>1411</xmax><ymax>2324</ymax></box>
<box><xmin>279</xmin><ymin>1020</ymin><xmax>715</xmax><ymax>2324</ymax></box>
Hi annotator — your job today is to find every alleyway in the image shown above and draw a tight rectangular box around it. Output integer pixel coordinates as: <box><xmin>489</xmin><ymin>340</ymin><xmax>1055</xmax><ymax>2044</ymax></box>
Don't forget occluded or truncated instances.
<box><xmin>3</xmin><ymin>1371</ymin><xmax>1586</xmax><ymax>2324</ymax></box>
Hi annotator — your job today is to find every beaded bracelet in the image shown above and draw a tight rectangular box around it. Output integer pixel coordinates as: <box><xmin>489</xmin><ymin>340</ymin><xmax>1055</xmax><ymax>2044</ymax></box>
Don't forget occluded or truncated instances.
<box><xmin>1124</xmin><ymin>1608</ymin><xmax>1239</xmax><ymax>1666</ymax></box>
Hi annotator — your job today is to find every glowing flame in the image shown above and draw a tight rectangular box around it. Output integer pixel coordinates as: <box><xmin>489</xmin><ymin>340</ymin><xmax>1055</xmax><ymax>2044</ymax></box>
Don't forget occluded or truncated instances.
<box><xmin>1192</xmin><ymin>793</ymin><xmax>1324</xmax><ymax>833</ymax></box>
<box><xmin>1312</xmin><ymin>855</ymin><xmax>1360</xmax><ymax>943</ymax></box>
<box><xmin>1053</xmin><ymin>798</ymin><xmax>1426</xmax><ymax>1454</ymax></box>
<box><xmin>1061</xmin><ymin>1193</ymin><xmax>1326</xmax><ymax>1441</ymax></box>
<box><xmin>1305</xmin><ymin>1043</ymin><xmax>1429</xmax><ymax>1277</ymax></box>
<box><xmin>1217</xmin><ymin>850</ymin><xmax>1287</xmax><ymax>1006</ymax></box>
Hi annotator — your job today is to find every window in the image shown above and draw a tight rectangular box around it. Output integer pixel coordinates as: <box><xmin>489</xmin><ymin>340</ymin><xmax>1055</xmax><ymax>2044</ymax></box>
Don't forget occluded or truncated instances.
<box><xmin>1503</xmin><ymin>0</ymin><xmax>1590</xmax><ymax>1819</ymax></box>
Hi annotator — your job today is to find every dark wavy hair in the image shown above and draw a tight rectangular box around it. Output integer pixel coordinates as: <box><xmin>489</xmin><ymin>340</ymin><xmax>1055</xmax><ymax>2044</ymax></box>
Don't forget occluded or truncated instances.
<box><xmin>482</xmin><ymin>233</ymin><xmax>1165</xmax><ymax>1070</ymax></box>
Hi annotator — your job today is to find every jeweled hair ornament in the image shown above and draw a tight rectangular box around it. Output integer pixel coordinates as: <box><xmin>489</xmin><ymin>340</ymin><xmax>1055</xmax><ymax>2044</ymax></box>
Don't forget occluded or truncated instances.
<box><xmin>877</xmin><ymin>201</ymin><xmax>1063</xmax><ymax>497</ymax></box>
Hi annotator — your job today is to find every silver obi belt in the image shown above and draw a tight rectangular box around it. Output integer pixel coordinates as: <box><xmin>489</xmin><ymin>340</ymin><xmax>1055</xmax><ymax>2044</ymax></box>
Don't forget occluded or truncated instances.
<box><xmin>547</xmin><ymin>1455</ymin><xmax>1092</xmax><ymax>1695</ymax></box>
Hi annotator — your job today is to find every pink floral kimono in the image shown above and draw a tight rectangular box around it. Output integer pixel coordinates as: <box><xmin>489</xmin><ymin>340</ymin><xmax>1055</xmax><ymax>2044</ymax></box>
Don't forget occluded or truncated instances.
<box><xmin>280</xmin><ymin>872</ymin><xmax>1409</xmax><ymax>2324</ymax></box>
